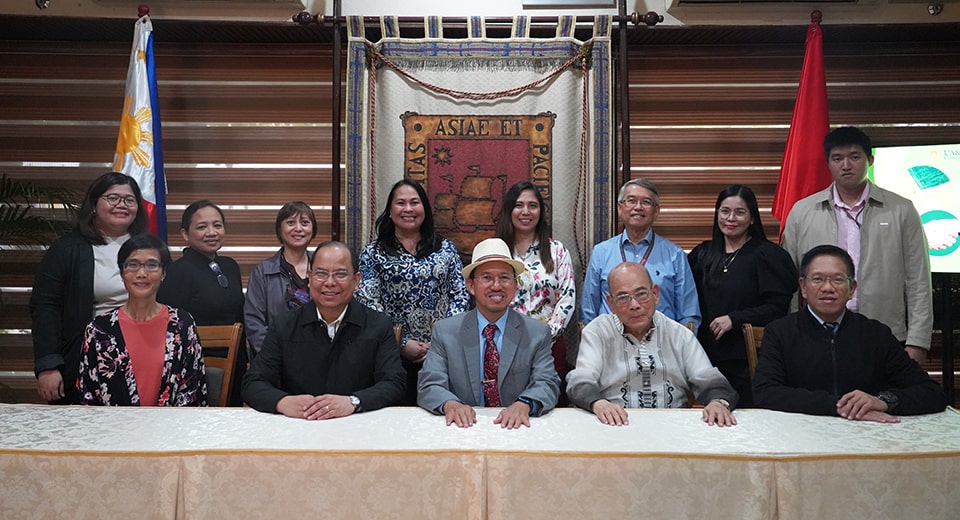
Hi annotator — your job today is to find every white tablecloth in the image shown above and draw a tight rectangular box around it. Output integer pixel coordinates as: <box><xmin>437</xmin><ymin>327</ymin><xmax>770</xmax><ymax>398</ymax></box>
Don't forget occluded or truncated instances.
<box><xmin>2</xmin><ymin>404</ymin><xmax>959</xmax><ymax>519</ymax></box>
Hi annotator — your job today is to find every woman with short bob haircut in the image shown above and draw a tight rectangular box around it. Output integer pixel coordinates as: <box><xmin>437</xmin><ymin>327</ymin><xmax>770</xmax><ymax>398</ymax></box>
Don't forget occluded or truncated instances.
<box><xmin>244</xmin><ymin>201</ymin><xmax>318</xmax><ymax>356</ymax></box>
<box><xmin>79</xmin><ymin>233</ymin><xmax>207</xmax><ymax>406</ymax></box>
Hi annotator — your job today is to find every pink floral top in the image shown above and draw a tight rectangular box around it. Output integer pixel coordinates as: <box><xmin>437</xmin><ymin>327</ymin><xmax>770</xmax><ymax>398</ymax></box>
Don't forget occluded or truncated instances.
<box><xmin>510</xmin><ymin>238</ymin><xmax>576</xmax><ymax>338</ymax></box>
<box><xmin>78</xmin><ymin>306</ymin><xmax>207</xmax><ymax>406</ymax></box>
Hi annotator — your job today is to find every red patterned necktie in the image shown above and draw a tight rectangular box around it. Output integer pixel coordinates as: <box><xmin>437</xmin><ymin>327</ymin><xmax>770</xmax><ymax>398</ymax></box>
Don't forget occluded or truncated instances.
<box><xmin>482</xmin><ymin>323</ymin><xmax>501</xmax><ymax>407</ymax></box>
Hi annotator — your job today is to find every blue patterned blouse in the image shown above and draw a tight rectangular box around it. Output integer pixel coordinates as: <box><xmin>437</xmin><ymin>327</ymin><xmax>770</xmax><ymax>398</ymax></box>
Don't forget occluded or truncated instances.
<box><xmin>356</xmin><ymin>238</ymin><xmax>469</xmax><ymax>345</ymax></box>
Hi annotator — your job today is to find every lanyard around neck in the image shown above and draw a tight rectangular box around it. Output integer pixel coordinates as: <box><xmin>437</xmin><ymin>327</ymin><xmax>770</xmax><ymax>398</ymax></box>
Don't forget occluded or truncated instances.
<box><xmin>620</xmin><ymin>231</ymin><xmax>655</xmax><ymax>265</ymax></box>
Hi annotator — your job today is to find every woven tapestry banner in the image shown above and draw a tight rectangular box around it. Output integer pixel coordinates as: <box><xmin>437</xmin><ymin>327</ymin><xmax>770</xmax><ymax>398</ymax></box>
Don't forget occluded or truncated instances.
<box><xmin>346</xmin><ymin>15</ymin><xmax>613</xmax><ymax>270</ymax></box>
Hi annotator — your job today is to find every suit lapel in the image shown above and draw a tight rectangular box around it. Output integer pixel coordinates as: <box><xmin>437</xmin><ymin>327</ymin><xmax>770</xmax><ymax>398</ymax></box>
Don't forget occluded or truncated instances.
<box><xmin>498</xmin><ymin>311</ymin><xmax>523</xmax><ymax>385</ymax></box>
<box><xmin>461</xmin><ymin>310</ymin><xmax>482</xmax><ymax>405</ymax></box>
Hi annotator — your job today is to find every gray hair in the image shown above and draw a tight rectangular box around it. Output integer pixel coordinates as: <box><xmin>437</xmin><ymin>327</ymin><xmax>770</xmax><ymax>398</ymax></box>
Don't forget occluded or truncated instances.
<box><xmin>618</xmin><ymin>178</ymin><xmax>661</xmax><ymax>206</ymax></box>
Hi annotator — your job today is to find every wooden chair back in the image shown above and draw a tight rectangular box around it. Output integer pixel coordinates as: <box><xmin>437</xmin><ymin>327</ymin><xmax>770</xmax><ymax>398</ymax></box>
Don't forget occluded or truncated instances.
<box><xmin>393</xmin><ymin>323</ymin><xmax>403</xmax><ymax>349</ymax></box>
<box><xmin>197</xmin><ymin>322</ymin><xmax>243</xmax><ymax>407</ymax></box>
<box><xmin>742</xmin><ymin>323</ymin><xmax>765</xmax><ymax>379</ymax></box>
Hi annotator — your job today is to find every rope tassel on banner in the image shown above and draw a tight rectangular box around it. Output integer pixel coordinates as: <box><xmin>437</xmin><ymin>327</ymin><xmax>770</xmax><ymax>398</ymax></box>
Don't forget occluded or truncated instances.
<box><xmin>365</xmin><ymin>41</ymin><xmax>595</xmax><ymax>259</ymax></box>
<box><xmin>352</xmin><ymin>17</ymin><xmax>612</xmax><ymax>267</ymax></box>
<box><xmin>369</xmin><ymin>44</ymin><xmax>590</xmax><ymax>101</ymax></box>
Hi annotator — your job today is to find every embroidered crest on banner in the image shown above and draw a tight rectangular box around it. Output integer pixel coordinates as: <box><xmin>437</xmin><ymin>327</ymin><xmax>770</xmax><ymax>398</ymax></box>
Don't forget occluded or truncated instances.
<box><xmin>402</xmin><ymin>112</ymin><xmax>555</xmax><ymax>256</ymax></box>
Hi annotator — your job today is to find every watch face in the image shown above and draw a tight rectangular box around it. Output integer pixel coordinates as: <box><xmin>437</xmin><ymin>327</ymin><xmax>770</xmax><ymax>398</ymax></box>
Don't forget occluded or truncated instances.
<box><xmin>350</xmin><ymin>396</ymin><xmax>360</xmax><ymax>406</ymax></box>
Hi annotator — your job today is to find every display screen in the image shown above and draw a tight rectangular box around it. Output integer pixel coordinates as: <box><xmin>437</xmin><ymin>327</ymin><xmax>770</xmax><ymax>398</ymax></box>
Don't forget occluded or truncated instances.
<box><xmin>870</xmin><ymin>144</ymin><xmax>960</xmax><ymax>273</ymax></box>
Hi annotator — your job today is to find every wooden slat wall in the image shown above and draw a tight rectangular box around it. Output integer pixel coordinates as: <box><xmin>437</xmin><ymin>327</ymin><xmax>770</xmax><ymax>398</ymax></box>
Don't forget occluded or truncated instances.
<box><xmin>0</xmin><ymin>40</ymin><xmax>338</xmax><ymax>402</ymax></box>
<box><xmin>3</xmin><ymin>32</ymin><xmax>959</xmax><ymax>403</ymax></box>
<box><xmin>627</xmin><ymin>40</ymin><xmax>960</xmax><ymax>250</ymax></box>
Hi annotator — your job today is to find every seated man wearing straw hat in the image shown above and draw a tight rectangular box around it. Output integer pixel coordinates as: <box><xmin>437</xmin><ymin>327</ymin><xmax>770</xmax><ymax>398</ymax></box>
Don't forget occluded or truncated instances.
<box><xmin>417</xmin><ymin>238</ymin><xmax>560</xmax><ymax>429</ymax></box>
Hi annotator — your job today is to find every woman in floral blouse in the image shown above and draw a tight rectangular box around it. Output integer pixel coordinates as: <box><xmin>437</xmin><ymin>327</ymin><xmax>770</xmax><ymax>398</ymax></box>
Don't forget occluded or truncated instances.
<box><xmin>78</xmin><ymin>234</ymin><xmax>207</xmax><ymax>406</ymax></box>
<box><xmin>496</xmin><ymin>182</ymin><xmax>576</xmax><ymax>399</ymax></box>
<box><xmin>356</xmin><ymin>180</ymin><xmax>468</xmax><ymax>405</ymax></box>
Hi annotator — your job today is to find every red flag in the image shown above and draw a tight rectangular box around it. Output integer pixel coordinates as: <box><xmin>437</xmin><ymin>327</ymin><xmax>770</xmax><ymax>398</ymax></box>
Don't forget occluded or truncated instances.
<box><xmin>773</xmin><ymin>19</ymin><xmax>832</xmax><ymax>236</ymax></box>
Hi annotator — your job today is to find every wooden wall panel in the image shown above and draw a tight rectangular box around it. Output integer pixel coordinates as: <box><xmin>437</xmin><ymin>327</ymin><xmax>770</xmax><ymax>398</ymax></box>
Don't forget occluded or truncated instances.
<box><xmin>625</xmin><ymin>40</ymin><xmax>960</xmax><ymax>251</ymax></box>
<box><xmin>0</xmin><ymin>40</ymin><xmax>338</xmax><ymax>401</ymax></box>
<box><xmin>2</xmin><ymin>27</ymin><xmax>958</xmax><ymax>402</ymax></box>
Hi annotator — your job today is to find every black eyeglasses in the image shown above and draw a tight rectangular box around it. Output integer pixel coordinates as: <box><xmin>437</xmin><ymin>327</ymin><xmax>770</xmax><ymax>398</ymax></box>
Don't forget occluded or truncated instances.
<box><xmin>101</xmin><ymin>194</ymin><xmax>138</xmax><ymax>207</ymax></box>
<box><xmin>208</xmin><ymin>261</ymin><xmax>229</xmax><ymax>288</ymax></box>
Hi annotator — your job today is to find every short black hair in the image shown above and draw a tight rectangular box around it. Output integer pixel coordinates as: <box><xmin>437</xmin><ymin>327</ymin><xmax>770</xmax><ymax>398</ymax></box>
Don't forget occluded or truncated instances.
<box><xmin>823</xmin><ymin>126</ymin><xmax>873</xmax><ymax>161</ymax></box>
<box><xmin>274</xmin><ymin>201</ymin><xmax>318</xmax><ymax>244</ymax></box>
<box><xmin>181</xmin><ymin>199</ymin><xmax>225</xmax><ymax>231</ymax></box>
<box><xmin>800</xmin><ymin>244</ymin><xmax>855</xmax><ymax>280</ymax></box>
<box><xmin>117</xmin><ymin>233</ymin><xmax>172</xmax><ymax>273</ymax></box>
<box><xmin>311</xmin><ymin>240</ymin><xmax>359</xmax><ymax>273</ymax></box>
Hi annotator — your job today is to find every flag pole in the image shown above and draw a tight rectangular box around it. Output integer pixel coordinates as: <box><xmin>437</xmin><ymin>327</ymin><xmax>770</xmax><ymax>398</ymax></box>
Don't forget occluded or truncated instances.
<box><xmin>112</xmin><ymin>3</ymin><xmax>168</xmax><ymax>242</ymax></box>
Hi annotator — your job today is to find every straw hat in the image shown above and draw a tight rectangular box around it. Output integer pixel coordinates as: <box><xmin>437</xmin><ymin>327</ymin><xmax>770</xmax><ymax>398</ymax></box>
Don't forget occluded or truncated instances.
<box><xmin>461</xmin><ymin>238</ymin><xmax>527</xmax><ymax>279</ymax></box>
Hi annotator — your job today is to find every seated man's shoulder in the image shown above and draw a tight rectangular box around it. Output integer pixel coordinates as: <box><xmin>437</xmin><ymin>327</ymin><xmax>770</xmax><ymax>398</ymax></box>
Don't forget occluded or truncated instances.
<box><xmin>351</xmin><ymin>300</ymin><xmax>392</xmax><ymax>327</ymax></box>
<box><xmin>274</xmin><ymin>303</ymin><xmax>309</xmax><ymax>327</ymax></box>
<box><xmin>759</xmin><ymin>312</ymin><xmax>802</xmax><ymax>340</ymax></box>
<box><xmin>432</xmin><ymin>311</ymin><xmax>469</xmax><ymax>333</ymax></box>
<box><xmin>652</xmin><ymin>310</ymin><xmax>687</xmax><ymax>330</ymax></box>
<box><xmin>845</xmin><ymin>311</ymin><xmax>896</xmax><ymax>338</ymax></box>
<box><xmin>771</xmin><ymin>310</ymin><xmax>802</xmax><ymax>328</ymax></box>
<box><xmin>582</xmin><ymin>313</ymin><xmax>617</xmax><ymax>334</ymax></box>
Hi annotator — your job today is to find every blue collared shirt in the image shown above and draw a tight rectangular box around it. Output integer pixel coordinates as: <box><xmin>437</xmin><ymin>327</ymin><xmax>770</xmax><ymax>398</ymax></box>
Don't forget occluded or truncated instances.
<box><xmin>581</xmin><ymin>229</ymin><xmax>701</xmax><ymax>328</ymax></box>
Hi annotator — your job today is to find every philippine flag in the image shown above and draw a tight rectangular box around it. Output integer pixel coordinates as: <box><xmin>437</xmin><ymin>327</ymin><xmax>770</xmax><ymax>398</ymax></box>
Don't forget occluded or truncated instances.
<box><xmin>112</xmin><ymin>15</ymin><xmax>167</xmax><ymax>241</ymax></box>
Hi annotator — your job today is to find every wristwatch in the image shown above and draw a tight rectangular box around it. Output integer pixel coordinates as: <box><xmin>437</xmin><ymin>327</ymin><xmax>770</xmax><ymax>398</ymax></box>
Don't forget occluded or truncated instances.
<box><xmin>516</xmin><ymin>396</ymin><xmax>540</xmax><ymax>416</ymax></box>
<box><xmin>349</xmin><ymin>395</ymin><xmax>362</xmax><ymax>413</ymax></box>
<box><xmin>876</xmin><ymin>391</ymin><xmax>899</xmax><ymax>413</ymax></box>
<box><xmin>713</xmin><ymin>398</ymin><xmax>731</xmax><ymax>410</ymax></box>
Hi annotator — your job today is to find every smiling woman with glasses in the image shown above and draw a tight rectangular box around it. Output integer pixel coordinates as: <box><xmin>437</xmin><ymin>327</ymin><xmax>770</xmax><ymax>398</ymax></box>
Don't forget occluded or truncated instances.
<box><xmin>158</xmin><ymin>199</ymin><xmax>246</xmax><ymax>405</ymax></box>
<box><xmin>79</xmin><ymin>233</ymin><xmax>207</xmax><ymax>406</ymax></box>
<box><xmin>30</xmin><ymin>172</ymin><xmax>148</xmax><ymax>404</ymax></box>
<box><xmin>244</xmin><ymin>202</ymin><xmax>318</xmax><ymax>358</ymax></box>
<box><xmin>687</xmin><ymin>184</ymin><xmax>797</xmax><ymax>407</ymax></box>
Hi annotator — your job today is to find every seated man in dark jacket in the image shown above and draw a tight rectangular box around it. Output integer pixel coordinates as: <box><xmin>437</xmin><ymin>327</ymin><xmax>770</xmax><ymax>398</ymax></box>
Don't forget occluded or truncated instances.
<box><xmin>754</xmin><ymin>244</ymin><xmax>945</xmax><ymax>422</ymax></box>
<box><xmin>242</xmin><ymin>241</ymin><xmax>405</xmax><ymax>419</ymax></box>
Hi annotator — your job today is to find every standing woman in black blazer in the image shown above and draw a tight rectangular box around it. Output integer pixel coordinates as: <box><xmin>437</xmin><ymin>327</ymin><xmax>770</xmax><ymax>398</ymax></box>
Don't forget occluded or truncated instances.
<box><xmin>31</xmin><ymin>172</ymin><xmax>148</xmax><ymax>404</ymax></box>
<box><xmin>157</xmin><ymin>200</ymin><xmax>245</xmax><ymax>403</ymax></box>
<box><xmin>687</xmin><ymin>185</ymin><xmax>797</xmax><ymax>407</ymax></box>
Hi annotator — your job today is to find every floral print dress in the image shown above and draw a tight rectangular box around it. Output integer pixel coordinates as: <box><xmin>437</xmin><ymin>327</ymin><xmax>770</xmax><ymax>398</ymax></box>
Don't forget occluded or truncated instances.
<box><xmin>78</xmin><ymin>306</ymin><xmax>207</xmax><ymax>406</ymax></box>
<box><xmin>356</xmin><ymin>239</ymin><xmax>469</xmax><ymax>344</ymax></box>
<box><xmin>511</xmin><ymin>238</ymin><xmax>576</xmax><ymax>338</ymax></box>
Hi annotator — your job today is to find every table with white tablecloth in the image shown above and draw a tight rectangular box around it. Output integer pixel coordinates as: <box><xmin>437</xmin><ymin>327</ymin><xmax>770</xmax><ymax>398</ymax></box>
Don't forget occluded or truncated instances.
<box><xmin>1</xmin><ymin>404</ymin><xmax>958</xmax><ymax>519</ymax></box>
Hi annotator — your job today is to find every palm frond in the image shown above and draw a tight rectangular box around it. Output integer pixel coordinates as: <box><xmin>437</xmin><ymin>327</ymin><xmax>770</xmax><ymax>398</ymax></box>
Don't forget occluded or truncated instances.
<box><xmin>0</xmin><ymin>174</ymin><xmax>79</xmax><ymax>211</ymax></box>
<box><xmin>0</xmin><ymin>173</ymin><xmax>79</xmax><ymax>246</ymax></box>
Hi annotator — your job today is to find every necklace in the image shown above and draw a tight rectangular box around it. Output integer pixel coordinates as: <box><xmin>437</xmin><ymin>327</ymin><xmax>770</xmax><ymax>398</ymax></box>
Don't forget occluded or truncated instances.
<box><xmin>722</xmin><ymin>238</ymin><xmax>750</xmax><ymax>273</ymax></box>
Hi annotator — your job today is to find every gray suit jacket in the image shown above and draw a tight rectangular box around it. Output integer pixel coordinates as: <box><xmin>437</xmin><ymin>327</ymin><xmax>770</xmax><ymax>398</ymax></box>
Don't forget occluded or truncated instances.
<box><xmin>417</xmin><ymin>309</ymin><xmax>560</xmax><ymax>415</ymax></box>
